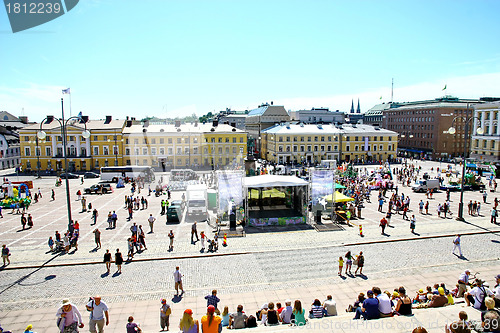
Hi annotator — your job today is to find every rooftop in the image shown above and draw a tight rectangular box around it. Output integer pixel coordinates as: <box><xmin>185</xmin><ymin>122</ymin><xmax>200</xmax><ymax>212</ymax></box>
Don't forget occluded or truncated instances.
<box><xmin>262</xmin><ymin>123</ymin><xmax>396</xmax><ymax>136</ymax></box>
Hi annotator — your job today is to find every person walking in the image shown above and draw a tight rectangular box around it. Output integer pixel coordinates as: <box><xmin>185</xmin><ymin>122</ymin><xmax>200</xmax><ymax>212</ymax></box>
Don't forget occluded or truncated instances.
<box><xmin>174</xmin><ymin>266</ymin><xmax>184</xmax><ymax>295</ymax></box>
<box><xmin>452</xmin><ymin>234</ymin><xmax>462</xmax><ymax>257</ymax></box>
<box><xmin>191</xmin><ymin>222</ymin><xmax>199</xmax><ymax>244</ymax></box>
<box><xmin>378</xmin><ymin>197</ymin><xmax>384</xmax><ymax>212</ymax></box>
<box><xmin>115</xmin><ymin>249</ymin><xmax>123</xmax><ymax>273</ymax></box>
<box><xmin>92</xmin><ymin>209</ymin><xmax>98</xmax><ymax>225</ymax></box>
<box><xmin>56</xmin><ymin>299</ymin><xmax>84</xmax><ymax>332</ymax></box>
<box><xmin>161</xmin><ymin>200</ymin><xmax>166</xmax><ymax>215</ymax></box>
<box><xmin>160</xmin><ymin>299</ymin><xmax>171</xmax><ymax>331</ymax></box>
<box><xmin>51</xmin><ymin>189</ymin><xmax>55</xmax><ymax>201</ymax></box>
<box><xmin>86</xmin><ymin>296</ymin><xmax>109</xmax><ymax>333</ymax></box>
<box><xmin>2</xmin><ymin>244</ymin><xmax>10</xmax><ymax>266</ymax></box>
<box><xmin>103</xmin><ymin>249</ymin><xmax>112</xmax><ymax>274</ymax></box>
<box><xmin>425</xmin><ymin>201</ymin><xmax>429</xmax><ymax>215</ymax></box>
<box><xmin>93</xmin><ymin>229</ymin><xmax>101</xmax><ymax>249</ymax></box>
<box><xmin>148</xmin><ymin>214</ymin><xmax>156</xmax><ymax>233</ymax></box>
<box><xmin>354</xmin><ymin>251</ymin><xmax>364</xmax><ymax>275</ymax></box>
<box><xmin>200</xmin><ymin>231</ymin><xmax>206</xmax><ymax>251</ymax></box>
<box><xmin>21</xmin><ymin>213</ymin><xmax>27</xmax><ymax>230</ymax></box>
<box><xmin>379</xmin><ymin>216</ymin><xmax>388</xmax><ymax>235</ymax></box>
<box><xmin>419</xmin><ymin>200</ymin><xmax>424</xmax><ymax>214</ymax></box>
<box><xmin>492</xmin><ymin>207</ymin><xmax>498</xmax><ymax>224</ymax></box>
<box><xmin>410</xmin><ymin>215</ymin><xmax>416</xmax><ymax>234</ymax></box>
<box><xmin>168</xmin><ymin>230</ymin><xmax>175</xmax><ymax>251</ymax></box>
<box><xmin>27</xmin><ymin>214</ymin><xmax>33</xmax><ymax>228</ymax></box>
<box><xmin>483</xmin><ymin>191</ymin><xmax>487</xmax><ymax>203</ymax></box>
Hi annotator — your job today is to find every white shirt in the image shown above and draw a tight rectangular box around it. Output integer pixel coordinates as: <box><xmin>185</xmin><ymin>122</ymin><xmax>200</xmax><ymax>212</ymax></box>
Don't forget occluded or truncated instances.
<box><xmin>469</xmin><ymin>286</ymin><xmax>493</xmax><ymax>310</ymax></box>
<box><xmin>492</xmin><ymin>284</ymin><xmax>500</xmax><ymax>300</ymax></box>
<box><xmin>323</xmin><ymin>299</ymin><xmax>337</xmax><ymax>316</ymax></box>
<box><xmin>148</xmin><ymin>216</ymin><xmax>156</xmax><ymax>223</ymax></box>
<box><xmin>458</xmin><ymin>272</ymin><xmax>469</xmax><ymax>284</ymax></box>
<box><xmin>376</xmin><ymin>293</ymin><xmax>393</xmax><ymax>315</ymax></box>
<box><xmin>86</xmin><ymin>300</ymin><xmax>108</xmax><ymax>320</ymax></box>
<box><xmin>174</xmin><ymin>270</ymin><xmax>182</xmax><ymax>282</ymax></box>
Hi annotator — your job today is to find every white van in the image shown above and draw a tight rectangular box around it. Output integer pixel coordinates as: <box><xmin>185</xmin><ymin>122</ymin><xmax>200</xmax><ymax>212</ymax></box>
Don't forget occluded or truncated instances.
<box><xmin>411</xmin><ymin>179</ymin><xmax>440</xmax><ymax>192</ymax></box>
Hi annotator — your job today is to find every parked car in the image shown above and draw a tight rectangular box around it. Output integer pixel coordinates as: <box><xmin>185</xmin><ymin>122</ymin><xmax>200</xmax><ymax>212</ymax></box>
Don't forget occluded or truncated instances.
<box><xmin>84</xmin><ymin>171</ymin><xmax>100</xmax><ymax>179</ymax></box>
<box><xmin>60</xmin><ymin>172</ymin><xmax>79</xmax><ymax>179</ymax></box>
<box><xmin>84</xmin><ymin>183</ymin><xmax>112</xmax><ymax>194</ymax></box>
<box><xmin>167</xmin><ymin>200</ymin><xmax>184</xmax><ymax>223</ymax></box>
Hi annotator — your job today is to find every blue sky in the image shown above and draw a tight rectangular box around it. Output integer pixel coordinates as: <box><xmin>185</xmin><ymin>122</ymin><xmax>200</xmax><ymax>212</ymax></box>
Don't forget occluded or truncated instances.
<box><xmin>1</xmin><ymin>0</ymin><xmax>500</xmax><ymax>122</ymax></box>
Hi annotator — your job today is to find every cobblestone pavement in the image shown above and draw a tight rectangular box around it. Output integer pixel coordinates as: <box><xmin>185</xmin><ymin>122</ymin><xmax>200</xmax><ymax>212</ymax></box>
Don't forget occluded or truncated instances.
<box><xmin>0</xmin><ymin>161</ymin><xmax>498</xmax><ymax>332</ymax></box>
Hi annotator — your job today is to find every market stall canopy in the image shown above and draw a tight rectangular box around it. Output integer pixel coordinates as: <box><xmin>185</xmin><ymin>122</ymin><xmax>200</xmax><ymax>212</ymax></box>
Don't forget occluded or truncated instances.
<box><xmin>335</xmin><ymin>183</ymin><xmax>346</xmax><ymax>189</ymax></box>
<box><xmin>322</xmin><ymin>191</ymin><xmax>355</xmax><ymax>203</ymax></box>
<box><xmin>244</xmin><ymin>175</ymin><xmax>308</xmax><ymax>188</ymax></box>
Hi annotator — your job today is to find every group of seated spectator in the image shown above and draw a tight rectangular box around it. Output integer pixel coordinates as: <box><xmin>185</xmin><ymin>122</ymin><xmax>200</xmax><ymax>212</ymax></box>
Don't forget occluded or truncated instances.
<box><xmin>204</xmin><ymin>295</ymin><xmax>339</xmax><ymax>330</ymax></box>
<box><xmin>351</xmin><ymin>284</ymin><xmax>456</xmax><ymax>320</ymax></box>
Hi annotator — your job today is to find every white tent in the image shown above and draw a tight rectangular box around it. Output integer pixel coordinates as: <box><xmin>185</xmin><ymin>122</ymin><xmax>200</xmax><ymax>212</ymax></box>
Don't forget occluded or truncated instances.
<box><xmin>244</xmin><ymin>175</ymin><xmax>308</xmax><ymax>188</ymax></box>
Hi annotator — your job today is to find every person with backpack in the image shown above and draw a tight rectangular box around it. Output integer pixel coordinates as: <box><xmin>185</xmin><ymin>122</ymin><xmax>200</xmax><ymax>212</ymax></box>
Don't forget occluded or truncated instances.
<box><xmin>465</xmin><ymin>279</ymin><xmax>494</xmax><ymax>310</ymax></box>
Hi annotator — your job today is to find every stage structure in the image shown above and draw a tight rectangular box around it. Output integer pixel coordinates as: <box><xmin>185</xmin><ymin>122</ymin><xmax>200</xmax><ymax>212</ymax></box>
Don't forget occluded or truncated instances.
<box><xmin>310</xmin><ymin>168</ymin><xmax>334</xmax><ymax>215</ymax></box>
<box><xmin>244</xmin><ymin>175</ymin><xmax>308</xmax><ymax>227</ymax></box>
<box><xmin>216</xmin><ymin>170</ymin><xmax>245</xmax><ymax>227</ymax></box>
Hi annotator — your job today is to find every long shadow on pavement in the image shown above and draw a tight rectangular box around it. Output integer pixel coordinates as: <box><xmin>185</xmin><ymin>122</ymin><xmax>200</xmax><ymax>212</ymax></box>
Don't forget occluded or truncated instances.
<box><xmin>0</xmin><ymin>252</ymin><xmax>63</xmax><ymax>295</ymax></box>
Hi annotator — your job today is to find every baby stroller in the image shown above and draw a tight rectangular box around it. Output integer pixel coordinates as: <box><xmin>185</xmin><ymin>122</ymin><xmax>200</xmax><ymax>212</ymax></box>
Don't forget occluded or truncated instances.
<box><xmin>207</xmin><ymin>239</ymin><xmax>218</xmax><ymax>252</ymax></box>
<box><xmin>53</xmin><ymin>240</ymin><xmax>65</xmax><ymax>253</ymax></box>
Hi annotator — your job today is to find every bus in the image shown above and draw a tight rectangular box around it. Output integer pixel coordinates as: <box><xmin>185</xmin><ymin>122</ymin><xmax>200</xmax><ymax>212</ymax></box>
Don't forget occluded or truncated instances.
<box><xmin>100</xmin><ymin>166</ymin><xmax>155</xmax><ymax>183</ymax></box>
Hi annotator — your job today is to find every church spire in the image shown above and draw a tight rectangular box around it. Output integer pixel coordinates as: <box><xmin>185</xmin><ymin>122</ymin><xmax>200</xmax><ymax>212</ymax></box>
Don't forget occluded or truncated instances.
<box><xmin>350</xmin><ymin>99</ymin><xmax>354</xmax><ymax>113</ymax></box>
<box><xmin>356</xmin><ymin>99</ymin><xmax>361</xmax><ymax>113</ymax></box>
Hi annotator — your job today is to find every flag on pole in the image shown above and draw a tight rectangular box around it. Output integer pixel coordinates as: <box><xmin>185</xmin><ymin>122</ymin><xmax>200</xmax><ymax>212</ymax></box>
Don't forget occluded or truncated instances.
<box><xmin>62</xmin><ymin>88</ymin><xmax>71</xmax><ymax>94</ymax></box>
<box><xmin>442</xmin><ymin>84</ymin><xmax>447</xmax><ymax>91</ymax></box>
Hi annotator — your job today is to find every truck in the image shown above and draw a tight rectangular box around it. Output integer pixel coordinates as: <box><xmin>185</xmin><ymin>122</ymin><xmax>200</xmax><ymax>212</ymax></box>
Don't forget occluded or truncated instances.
<box><xmin>411</xmin><ymin>179</ymin><xmax>440</xmax><ymax>192</ymax></box>
<box><xmin>186</xmin><ymin>184</ymin><xmax>208</xmax><ymax>219</ymax></box>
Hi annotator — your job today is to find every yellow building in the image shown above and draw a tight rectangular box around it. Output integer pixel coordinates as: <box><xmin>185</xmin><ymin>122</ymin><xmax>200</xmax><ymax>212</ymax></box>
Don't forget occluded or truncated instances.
<box><xmin>122</xmin><ymin>121</ymin><xmax>247</xmax><ymax>169</ymax></box>
<box><xmin>472</xmin><ymin>102</ymin><xmax>500</xmax><ymax>163</ymax></box>
<box><xmin>261</xmin><ymin>123</ymin><xmax>398</xmax><ymax>164</ymax></box>
<box><xmin>19</xmin><ymin>116</ymin><xmax>126</xmax><ymax>172</ymax></box>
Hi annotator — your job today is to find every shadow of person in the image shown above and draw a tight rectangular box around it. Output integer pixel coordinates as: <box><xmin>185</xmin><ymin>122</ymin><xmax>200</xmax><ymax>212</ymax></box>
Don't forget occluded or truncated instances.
<box><xmin>171</xmin><ymin>295</ymin><xmax>183</xmax><ymax>303</ymax></box>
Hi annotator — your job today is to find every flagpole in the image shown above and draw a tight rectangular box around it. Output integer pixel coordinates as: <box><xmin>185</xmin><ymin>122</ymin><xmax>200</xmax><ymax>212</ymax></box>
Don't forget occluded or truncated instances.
<box><xmin>69</xmin><ymin>88</ymin><xmax>72</xmax><ymax>117</ymax></box>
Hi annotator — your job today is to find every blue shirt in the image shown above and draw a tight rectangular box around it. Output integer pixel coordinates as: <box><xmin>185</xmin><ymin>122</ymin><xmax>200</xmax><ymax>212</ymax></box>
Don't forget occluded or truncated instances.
<box><xmin>362</xmin><ymin>298</ymin><xmax>380</xmax><ymax>320</ymax></box>
<box><xmin>205</xmin><ymin>294</ymin><xmax>220</xmax><ymax>307</ymax></box>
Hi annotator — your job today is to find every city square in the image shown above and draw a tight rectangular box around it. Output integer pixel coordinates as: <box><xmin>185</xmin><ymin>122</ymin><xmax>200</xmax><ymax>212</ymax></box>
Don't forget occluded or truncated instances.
<box><xmin>0</xmin><ymin>160</ymin><xmax>499</xmax><ymax>332</ymax></box>
<box><xmin>2</xmin><ymin>1</ymin><xmax>500</xmax><ymax>332</ymax></box>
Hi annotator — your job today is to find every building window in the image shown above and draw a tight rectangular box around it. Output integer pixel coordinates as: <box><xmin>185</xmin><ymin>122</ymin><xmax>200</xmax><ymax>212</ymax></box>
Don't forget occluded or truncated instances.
<box><xmin>125</xmin><ymin>148</ymin><xmax>130</xmax><ymax>155</ymax></box>
<box><xmin>25</xmin><ymin>147</ymin><xmax>30</xmax><ymax>156</ymax></box>
<box><xmin>168</xmin><ymin>148</ymin><xmax>173</xmax><ymax>155</ymax></box>
<box><xmin>300</xmin><ymin>146</ymin><xmax>305</xmax><ymax>152</ymax></box>
<box><xmin>160</xmin><ymin>148</ymin><xmax>165</xmax><ymax>155</ymax></box>
<box><xmin>151</xmin><ymin>148</ymin><xmax>156</xmax><ymax>155</ymax></box>
<box><xmin>233</xmin><ymin>138</ymin><xmax>236</xmax><ymax>143</ymax></box>
<box><xmin>143</xmin><ymin>148</ymin><xmax>148</xmax><ymax>155</ymax></box>
<box><xmin>379</xmin><ymin>145</ymin><xmax>383</xmax><ymax>151</ymax></box>
<box><xmin>93</xmin><ymin>147</ymin><xmax>99</xmax><ymax>155</ymax></box>
<box><xmin>103</xmin><ymin>147</ymin><xmax>109</xmax><ymax>155</ymax></box>
<box><xmin>46</xmin><ymin>147</ymin><xmax>51</xmax><ymax>156</ymax></box>
<box><xmin>160</xmin><ymin>138</ymin><xmax>164</xmax><ymax>144</ymax></box>
<box><xmin>94</xmin><ymin>136</ymin><xmax>98</xmax><ymax>141</ymax></box>
<box><xmin>168</xmin><ymin>138</ymin><xmax>172</xmax><ymax>144</ymax></box>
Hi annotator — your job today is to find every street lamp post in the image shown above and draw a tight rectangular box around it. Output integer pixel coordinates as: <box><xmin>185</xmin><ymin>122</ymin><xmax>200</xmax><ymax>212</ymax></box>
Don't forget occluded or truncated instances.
<box><xmin>38</xmin><ymin>98</ymin><xmax>90</xmax><ymax>226</ymax></box>
<box><xmin>447</xmin><ymin>107</ymin><xmax>483</xmax><ymax>221</ymax></box>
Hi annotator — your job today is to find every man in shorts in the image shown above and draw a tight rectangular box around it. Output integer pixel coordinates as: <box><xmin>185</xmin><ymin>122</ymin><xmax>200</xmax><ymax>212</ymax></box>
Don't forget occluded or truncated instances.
<box><xmin>174</xmin><ymin>266</ymin><xmax>184</xmax><ymax>295</ymax></box>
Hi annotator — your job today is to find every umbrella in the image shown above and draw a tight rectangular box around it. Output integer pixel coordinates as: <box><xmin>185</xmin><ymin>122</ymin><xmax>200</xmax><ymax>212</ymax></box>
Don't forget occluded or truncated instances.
<box><xmin>322</xmin><ymin>191</ymin><xmax>355</xmax><ymax>203</ymax></box>
<box><xmin>335</xmin><ymin>183</ymin><xmax>346</xmax><ymax>189</ymax></box>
